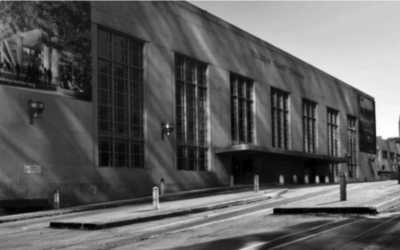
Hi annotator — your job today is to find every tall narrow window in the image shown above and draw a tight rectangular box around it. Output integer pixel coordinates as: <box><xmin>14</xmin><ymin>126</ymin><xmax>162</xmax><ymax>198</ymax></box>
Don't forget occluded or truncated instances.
<box><xmin>347</xmin><ymin>115</ymin><xmax>358</xmax><ymax>178</ymax></box>
<box><xmin>390</xmin><ymin>152</ymin><xmax>396</xmax><ymax>171</ymax></box>
<box><xmin>327</xmin><ymin>108</ymin><xmax>339</xmax><ymax>156</ymax></box>
<box><xmin>97</xmin><ymin>28</ymin><xmax>144</xmax><ymax>168</ymax></box>
<box><xmin>271</xmin><ymin>88</ymin><xmax>289</xmax><ymax>149</ymax></box>
<box><xmin>175</xmin><ymin>54</ymin><xmax>208</xmax><ymax>171</ymax></box>
<box><xmin>231</xmin><ymin>73</ymin><xmax>254</xmax><ymax>144</ymax></box>
<box><xmin>327</xmin><ymin>108</ymin><xmax>339</xmax><ymax>179</ymax></box>
<box><xmin>303</xmin><ymin>99</ymin><xmax>317</xmax><ymax>153</ymax></box>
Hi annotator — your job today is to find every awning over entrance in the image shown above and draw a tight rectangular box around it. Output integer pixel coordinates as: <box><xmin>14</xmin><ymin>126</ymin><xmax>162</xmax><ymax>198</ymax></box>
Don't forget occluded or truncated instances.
<box><xmin>215</xmin><ymin>144</ymin><xmax>349</xmax><ymax>164</ymax></box>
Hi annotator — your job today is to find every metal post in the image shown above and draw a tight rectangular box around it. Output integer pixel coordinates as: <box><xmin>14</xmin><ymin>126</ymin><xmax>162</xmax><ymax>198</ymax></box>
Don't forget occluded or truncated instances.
<box><xmin>254</xmin><ymin>175</ymin><xmax>259</xmax><ymax>193</ymax></box>
<box><xmin>54</xmin><ymin>190</ymin><xmax>59</xmax><ymax>210</ymax></box>
<box><xmin>279</xmin><ymin>175</ymin><xmax>284</xmax><ymax>185</ymax></box>
<box><xmin>230</xmin><ymin>175</ymin><xmax>234</xmax><ymax>187</ymax></box>
<box><xmin>398</xmin><ymin>165</ymin><xmax>400</xmax><ymax>184</ymax></box>
<box><xmin>160</xmin><ymin>178</ymin><xmax>165</xmax><ymax>196</ymax></box>
<box><xmin>340</xmin><ymin>172</ymin><xmax>347</xmax><ymax>201</ymax></box>
<box><xmin>153</xmin><ymin>187</ymin><xmax>160</xmax><ymax>210</ymax></box>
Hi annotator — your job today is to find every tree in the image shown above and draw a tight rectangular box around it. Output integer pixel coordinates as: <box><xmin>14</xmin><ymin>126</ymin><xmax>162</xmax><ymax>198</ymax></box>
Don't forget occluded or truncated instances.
<box><xmin>33</xmin><ymin>1</ymin><xmax>91</xmax><ymax>90</ymax></box>
<box><xmin>3</xmin><ymin>1</ymin><xmax>92</xmax><ymax>90</ymax></box>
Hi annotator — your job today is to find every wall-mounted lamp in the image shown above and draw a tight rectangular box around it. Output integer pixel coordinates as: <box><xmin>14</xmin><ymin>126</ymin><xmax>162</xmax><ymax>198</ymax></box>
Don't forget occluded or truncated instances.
<box><xmin>161</xmin><ymin>122</ymin><xmax>174</xmax><ymax>140</ymax></box>
<box><xmin>29</xmin><ymin>100</ymin><xmax>45</xmax><ymax>125</ymax></box>
<box><xmin>369</xmin><ymin>157</ymin><xmax>375</xmax><ymax>162</ymax></box>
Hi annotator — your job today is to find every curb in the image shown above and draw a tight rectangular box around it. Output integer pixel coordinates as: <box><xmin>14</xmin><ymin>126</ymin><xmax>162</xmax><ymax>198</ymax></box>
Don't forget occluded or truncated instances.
<box><xmin>272</xmin><ymin>182</ymin><xmax>400</xmax><ymax>215</ymax></box>
<box><xmin>273</xmin><ymin>207</ymin><xmax>377</xmax><ymax>215</ymax></box>
<box><xmin>375</xmin><ymin>195</ymin><xmax>400</xmax><ymax>213</ymax></box>
<box><xmin>50</xmin><ymin>189</ymin><xmax>288</xmax><ymax>230</ymax></box>
<box><xmin>0</xmin><ymin>185</ymin><xmax>255</xmax><ymax>224</ymax></box>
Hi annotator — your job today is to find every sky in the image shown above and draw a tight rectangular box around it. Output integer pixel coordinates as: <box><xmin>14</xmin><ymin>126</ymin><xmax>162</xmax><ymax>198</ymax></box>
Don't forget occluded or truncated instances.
<box><xmin>190</xmin><ymin>1</ymin><xmax>400</xmax><ymax>139</ymax></box>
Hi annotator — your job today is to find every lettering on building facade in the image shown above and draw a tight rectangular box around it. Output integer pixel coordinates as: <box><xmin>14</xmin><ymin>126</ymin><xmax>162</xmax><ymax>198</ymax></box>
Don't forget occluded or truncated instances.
<box><xmin>250</xmin><ymin>50</ymin><xmax>304</xmax><ymax>80</ymax></box>
<box><xmin>250</xmin><ymin>49</ymin><xmax>271</xmax><ymax>64</ymax></box>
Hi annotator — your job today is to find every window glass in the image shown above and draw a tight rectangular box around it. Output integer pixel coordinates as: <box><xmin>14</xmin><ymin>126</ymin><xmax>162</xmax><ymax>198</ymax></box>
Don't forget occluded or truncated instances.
<box><xmin>98</xmin><ymin>28</ymin><xmax>144</xmax><ymax>168</ymax></box>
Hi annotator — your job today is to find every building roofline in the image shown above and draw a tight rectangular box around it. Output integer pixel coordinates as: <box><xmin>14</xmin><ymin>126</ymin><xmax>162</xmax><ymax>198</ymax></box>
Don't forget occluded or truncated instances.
<box><xmin>179</xmin><ymin>1</ymin><xmax>374</xmax><ymax>99</ymax></box>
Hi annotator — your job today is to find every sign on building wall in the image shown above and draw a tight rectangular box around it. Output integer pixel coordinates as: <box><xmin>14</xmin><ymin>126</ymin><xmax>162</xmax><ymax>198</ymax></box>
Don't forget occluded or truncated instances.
<box><xmin>24</xmin><ymin>163</ymin><xmax>41</xmax><ymax>174</ymax></box>
<box><xmin>359</xmin><ymin>95</ymin><xmax>376</xmax><ymax>154</ymax></box>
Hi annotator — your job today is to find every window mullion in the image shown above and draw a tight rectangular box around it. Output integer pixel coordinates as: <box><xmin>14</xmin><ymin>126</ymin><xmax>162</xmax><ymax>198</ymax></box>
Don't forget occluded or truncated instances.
<box><xmin>111</xmin><ymin>37</ymin><xmax>116</xmax><ymax>167</ymax></box>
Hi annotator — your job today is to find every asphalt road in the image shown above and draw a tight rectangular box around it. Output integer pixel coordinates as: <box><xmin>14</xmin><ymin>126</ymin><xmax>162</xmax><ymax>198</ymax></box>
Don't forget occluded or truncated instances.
<box><xmin>1</xmin><ymin>185</ymin><xmax>400</xmax><ymax>250</ymax></box>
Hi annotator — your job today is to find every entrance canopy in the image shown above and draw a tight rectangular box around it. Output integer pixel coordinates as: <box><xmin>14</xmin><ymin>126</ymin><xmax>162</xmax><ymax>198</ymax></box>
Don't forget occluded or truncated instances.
<box><xmin>215</xmin><ymin>144</ymin><xmax>349</xmax><ymax>164</ymax></box>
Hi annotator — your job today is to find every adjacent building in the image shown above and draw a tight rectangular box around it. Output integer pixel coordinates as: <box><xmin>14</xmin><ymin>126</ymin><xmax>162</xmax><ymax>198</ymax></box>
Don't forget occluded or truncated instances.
<box><xmin>0</xmin><ymin>1</ymin><xmax>380</xmax><ymax>207</ymax></box>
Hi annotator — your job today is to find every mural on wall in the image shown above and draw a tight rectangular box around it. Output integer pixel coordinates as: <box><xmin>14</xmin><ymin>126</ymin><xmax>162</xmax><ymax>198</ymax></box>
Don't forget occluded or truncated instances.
<box><xmin>0</xmin><ymin>1</ymin><xmax>91</xmax><ymax>101</ymax></box>
<box><xmin>359</xmin><ymin>95</ymin><xmax>376</xmax><ymax>154</ymax></box>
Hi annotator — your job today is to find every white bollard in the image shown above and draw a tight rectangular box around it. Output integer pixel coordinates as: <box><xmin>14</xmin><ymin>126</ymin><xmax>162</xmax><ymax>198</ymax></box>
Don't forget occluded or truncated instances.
<box><xmin>230</xmin><ymin>175</ymin><xmax>234</xmax><ymax>187</ymax></box>
<box><xmin>315</xmin><ymin>175</ymin><xmax>320</xmax><ymax>184</ymax></box>
<box><xmin>304</xmin><ymin>175</ymin><xmax>309</xmax><ymax>184</ymax></box>
<box><xmin>279</xmin><ymin>175</ymin><xmax>284</xmax><ymax>185</ymax></box>
<box><xmin>254</xmin><ymin>175</ymin><xmax>259</xmax><ymax>192</ymax></box>
<box><xmin>160</xmin><ymin>178</ymin><xmax>165</xmax><ymax>196</ymax></box>
<box><xmin>54</xmin><ymin>190</ymin><xmax>60</xmax><ymax>210</ymax></box>
<box><xmin>293</xmin><ymin>175</ymin><xmax>297</xmax><ymax>184</ymax></box>
<box><xmin>153</xmin><ymin>187</ymin><xmax>160</xmax><ymax>210</ymax></box>
<box><xmin>334</xmin><ymin>176</ymin><xmax>338</xmax><ymax>183</ymax></box>
<box><xmin>325</xmin><ymin>175</ymin><xmax>329</xmax><ymax>183</ymax></box>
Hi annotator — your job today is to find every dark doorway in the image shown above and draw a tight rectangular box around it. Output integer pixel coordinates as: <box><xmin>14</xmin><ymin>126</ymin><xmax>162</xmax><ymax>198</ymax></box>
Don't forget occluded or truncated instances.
<box><xmin>232</xmin><ymin>157</ymin><xmax>254</xmax><ymax>184</ymax></box>
<box><xmin>304</xmin><ymin>160</ymin><xmax>317</xmax><ymax>184</ymax></box>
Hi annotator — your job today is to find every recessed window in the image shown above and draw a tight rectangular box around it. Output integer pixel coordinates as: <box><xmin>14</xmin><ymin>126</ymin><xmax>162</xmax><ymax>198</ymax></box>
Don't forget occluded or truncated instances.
<box><xmin>303</xmin><ymin>99</ymin><xmax>317</xmax><ymax>153</ymax></box>
<box><xmin>230</xmin><ymin>73</ymin><xmax>254</xmax><ymax>145</ymax></box>
<box><xmin>175</xmin><ymin>54</ymin><xmax>208</xmax><ymax>171</ymax></box>
<box><xmin>97</xmin><ymin>28</ymin><xmax>144</xmax><ymax>168</ymax></box>
<box><xmin>271</xmin><ymin>87</ymin><xmax>289</xmax><ymax>149</ymax></box>
<box><xmin>347</xmin><ymin>115</ymin><xmax>358</xmax><ymax>178</ymax></box>
<box><xmin>327</xmin><ymin>108</ymin><xmax>339</xmax><ymax>156</ymax></box>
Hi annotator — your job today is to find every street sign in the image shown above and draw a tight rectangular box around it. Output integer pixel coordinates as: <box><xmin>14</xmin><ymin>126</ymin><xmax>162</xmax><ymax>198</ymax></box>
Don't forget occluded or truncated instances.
<box><xmin>24</xmin><ymin>163</ymin><xmax>41</xmax><ymax>174</ymax></box>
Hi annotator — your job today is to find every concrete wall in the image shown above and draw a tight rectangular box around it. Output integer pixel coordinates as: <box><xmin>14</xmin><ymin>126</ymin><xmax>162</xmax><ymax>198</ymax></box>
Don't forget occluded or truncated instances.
<box><xmin>0</xmin><ymin>2</ymin><xmax>379</xmax><ymax>207</ymax></box>
<box><xmin>91</xmin><ymin>1</ymin><xmax>375</xmax><ymax>185</ymax></box>
<box><xmin>376</xmin><ymin>137</ymin><xmax>400</xmax><ymax>172</ymax></box>
<box><xmin>0</xmin><ymin>86</ymin><xmax>96</xmax><ymax>206</ymax></box>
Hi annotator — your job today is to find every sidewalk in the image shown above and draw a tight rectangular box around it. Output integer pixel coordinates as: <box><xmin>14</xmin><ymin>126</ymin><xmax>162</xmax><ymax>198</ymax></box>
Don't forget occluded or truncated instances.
<box><xmin>2</xmin><ymin>181</ymin><xmax>400</xmax><ymax>231</ymax></box>
<box><xmin>274</xmin><ymin>180</ymin><xmax>400</xmax><ymax>214</ymax></box>
<box><xmin>0</xmin><ymin>185</ymin><xmax>284</xmax><ymax>224</ymax></box>
<box><xmin>49</xmin><ymin>187</ymin><xmax>286</xmax><ymax>230</ymax></box>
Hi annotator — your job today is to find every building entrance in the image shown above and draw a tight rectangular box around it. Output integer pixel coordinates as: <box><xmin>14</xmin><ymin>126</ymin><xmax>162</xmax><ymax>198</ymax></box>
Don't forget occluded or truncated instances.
<box><xmin>304</xmin><ymin>160</ymin><xmax>317</xmax><ymax>183</ymax></box>
<box><xmin>232</xmin><ymin>157</ymin><xmax>254</xmax><ymax>184</ymax></box>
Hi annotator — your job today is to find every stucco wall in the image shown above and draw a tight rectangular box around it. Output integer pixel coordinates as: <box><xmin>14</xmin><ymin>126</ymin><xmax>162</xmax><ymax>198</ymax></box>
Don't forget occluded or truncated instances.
<box><xmin>0</xmin><ymin>1</ymin><xmax>379</xmax><ymax>207</ymax></box>
<box><xmin>91</xmin><ymin>1</ymin><xmax>375</xmax><ymax>186</ymax></box>
<box><xmin>0</xmin><ymin>86</ymin><xmax>95</xmax><ymax>205</ymax></box>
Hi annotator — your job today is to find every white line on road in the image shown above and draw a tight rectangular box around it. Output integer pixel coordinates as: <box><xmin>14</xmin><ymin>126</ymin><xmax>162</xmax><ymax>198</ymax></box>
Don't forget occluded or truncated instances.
<box><xmin>329</xmin><ymin>214</ymin><xmax>400</xmax><ymax>250</ymax></box>
<box><xmin>166</xmin><ymin>186</ymin><xmax>365</xmax><ymax>234</ymax></box>
<box><xmin>238</xmin><ymin>219</ymin><xmax>352</xmax><ymax>250</ymax></box>
<box><xmin>134</xmin><ymin>184</ymin><xmax>372</xmax><ymax>235</ymax></box>
<box><xmin>259</xmin><ymin>219</ymin><xmax>361</xmax><ymax>250</ymax></box>
<box><xmin>241</xmin><ymin>214</ymin><xmax>400</xmax><ymax>250</ymax></box>
<box><xmin>130</xmin><ymin>195</ymin><xmax>286</xmax><ymax>234</ymax></box>
<box><xmin>168</xmin><ymin>208</ymin><xmax>274</xmax><ymax>234</ymax></box>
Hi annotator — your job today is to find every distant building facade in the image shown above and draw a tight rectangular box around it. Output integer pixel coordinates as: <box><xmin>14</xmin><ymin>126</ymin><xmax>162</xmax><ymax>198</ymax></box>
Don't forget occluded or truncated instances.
<box><xmin>0</xmin><ymin>2</ymin><xmax>380</xmax><ymax>207</ymax></box>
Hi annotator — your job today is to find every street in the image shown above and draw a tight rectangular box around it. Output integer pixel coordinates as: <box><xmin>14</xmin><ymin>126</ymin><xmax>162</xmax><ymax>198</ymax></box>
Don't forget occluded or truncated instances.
<box><xmin>1</xmin><ymin>184</ymin><xmax>400</xmax><ymax>250</ymax></box>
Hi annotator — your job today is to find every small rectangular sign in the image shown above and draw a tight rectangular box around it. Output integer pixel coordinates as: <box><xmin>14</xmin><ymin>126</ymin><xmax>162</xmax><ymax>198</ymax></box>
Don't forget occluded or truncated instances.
<box><xmin>24</xmin><ymin>164</ymin><xmax>41</xmax><ymax>174</ymax></box>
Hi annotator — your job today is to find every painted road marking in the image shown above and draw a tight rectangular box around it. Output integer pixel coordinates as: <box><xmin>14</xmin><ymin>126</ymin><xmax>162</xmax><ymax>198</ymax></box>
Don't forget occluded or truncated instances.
<box><xmin>239</xmin><ymin>220</ymin><xmax>353</xmax><ymax>250</ymax></box>
<box><xmin>167</xmin><ymin>186</ymin><xmax>364</xmax><ymax>234</ymax></box>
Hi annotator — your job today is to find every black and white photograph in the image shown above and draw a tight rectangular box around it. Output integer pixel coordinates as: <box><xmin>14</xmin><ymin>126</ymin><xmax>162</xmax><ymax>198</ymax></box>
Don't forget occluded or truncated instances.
<box><xmin>0</xmin><ymin>1</ymin><xmax>399</xmax><ymax>249</ymax></box>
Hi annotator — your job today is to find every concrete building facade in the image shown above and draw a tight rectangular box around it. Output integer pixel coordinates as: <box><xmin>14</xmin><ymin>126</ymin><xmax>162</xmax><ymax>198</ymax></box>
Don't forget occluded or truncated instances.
<box><xmin>0</xmin><ymin>2</ymin><xmax>380</xmax><ymax>207</ymax></box>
